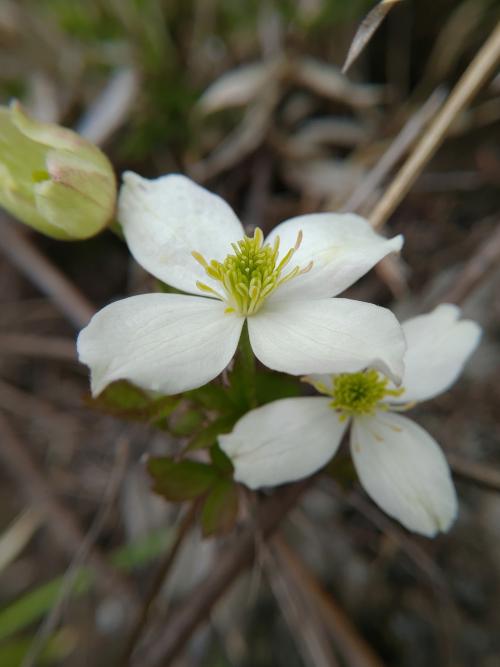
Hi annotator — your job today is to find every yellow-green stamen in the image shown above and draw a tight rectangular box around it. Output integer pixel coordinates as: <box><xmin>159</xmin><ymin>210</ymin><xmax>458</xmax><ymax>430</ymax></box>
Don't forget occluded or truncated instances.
<box><xmin>192</xmin><ymin>227</ymin><xmax>312</xmax><ymax>316</ymax></box>
<box><xmin>328</xmin><ymin>370</ymin><xmax>404</xmax><ymax>420</ymax></box>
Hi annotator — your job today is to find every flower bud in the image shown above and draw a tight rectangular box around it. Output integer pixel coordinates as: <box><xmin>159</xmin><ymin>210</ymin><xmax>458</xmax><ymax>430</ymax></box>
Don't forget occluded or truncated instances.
<box><xmin>0</xmin><ymin>101</ymin><xmax>116</xmax><ymax>240</ymax></box>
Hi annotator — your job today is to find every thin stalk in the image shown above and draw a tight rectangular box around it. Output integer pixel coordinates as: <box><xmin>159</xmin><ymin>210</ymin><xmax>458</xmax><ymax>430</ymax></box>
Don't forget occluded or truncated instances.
<box><xmin>239</xmin><ymin>321</ymin><xmax>257</xmax><ymax>409</ymax></box>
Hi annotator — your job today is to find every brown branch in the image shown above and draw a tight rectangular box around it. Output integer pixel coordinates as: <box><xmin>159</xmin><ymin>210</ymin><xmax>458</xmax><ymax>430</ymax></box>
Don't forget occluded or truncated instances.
<box><xmin>0</xmin><ymin>334</ymin><xmax>77</xmax><ymax>361</ymax></box>
<box><xmin>0</xmin><ymin>378</ymin><xmax>78</xmax><ymax>423</ymax></box>
<box><xmin>120</xmin><ymin>502</ymin><xmax>199</xmax><ymax>665</ymax></box>
<box><xmin>265</xmin><ymin>544</ymin><xmax>340</xmax><ymax>667</ymax></box>
<box><xmin>273</xmin><ymin>534</ymin><xmax>386</xmax><ymax>667</ymax></box>
<box><xmin>138</xmin><ymin>479</ymin><xmax>310</xmax><ymax>667</ymax></box>
<box><xmin>433</xmin><ymin>221</ymin><xmax>500</xmax><ymax>306</ymax></box>
<box><xmin>332</xmin><ymin>486</ymin><xmax>458</xmax><ymax>666</ymax></box>
<box><xmin>0</xmin><ymin>411</ymin><xmax>137</xmax><ymax>606</ymax></box>
<box><xmin>447</xmin><ymin>453</ymin><xmax>500</xmax><ymax>493</ymax></box>
<box><xmin>22</xmin><ymin>439</ymin><xmax>130</xmax><ymax>667</ymax></box>
<box><xmin>369</xmin><ymin>21</ymin><xmax>500</xmax><ymax>230</ymax></box>
<box><xmin>0</xmin><ymin>215</ymin><xmax>95</xmax><ymax>328</ymax></box>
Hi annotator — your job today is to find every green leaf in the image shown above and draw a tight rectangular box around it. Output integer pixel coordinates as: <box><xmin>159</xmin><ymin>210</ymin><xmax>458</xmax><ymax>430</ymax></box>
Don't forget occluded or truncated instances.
<box><xmin>169</xmin><ymin>409</ymin><xmax>204</xmax><ymax>436</ymax></box>
<box><xmin>200</xmin><ymin>479</ymin><xmax>239</xmax><ymax>537</ymax></box>
<box><xmin>85</xmin><ymin>380</ymin><xmax>178</xmax><ymax>425</ymax></box>
<box><xmin>210</xmin><ymin>443</ymin><xmax>234</xmax><ymax>475</ymax></box>
<box><xmin>148</xmin><ymin>457</ymin><xmax>217</xmax><ymax>501</ymax></box>
<box><xmin>186</xmin><ymin>414</ymin><xmax>239</xmax><ymax>452</ymax></box>
<box><xmin>325</xmin><ymin>454</ymin><xmax>356</xmax><ymax>489</ymax></box>
<box><xmin>185</xmin><ymin>384</ymin><xmax>237</xmax><ymax>412</ymax></box>
<box><xmin>0</xmin><ymin>572</ymin><xmax>90</xmax><ymax>646</ymax></box>
<box><xmin>0</xmin><ymin>631</ymin><xmax>74</xmax><ymax>666</ymax></box>
<box><xmin>225</xmin><ymin>354</ymin><xmax>250</xmax><ymax>410</ymax></box>
<box><xmin>155</xmin><ymin>280</ymin><xmax>184</xmax><ymax>295</ymax></box>
<box><xmin>255</xmin><ymin>372</ymin><xmax>302</xmax><ymax>404</ymax></box>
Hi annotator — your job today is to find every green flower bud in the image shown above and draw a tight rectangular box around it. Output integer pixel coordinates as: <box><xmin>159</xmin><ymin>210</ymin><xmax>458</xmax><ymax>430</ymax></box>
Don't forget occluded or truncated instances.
<box><xmin>0</xmin><ymin>101</ymin><xmax>116</xmax><ymax>240</ymax></box>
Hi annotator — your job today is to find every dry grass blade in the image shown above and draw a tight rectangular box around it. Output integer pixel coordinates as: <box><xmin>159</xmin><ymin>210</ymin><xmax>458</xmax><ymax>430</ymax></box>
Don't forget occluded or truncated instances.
<box><xmin>295</xmin><ymin>57</ymin><xmax>384</xmax><ymax>107</ymax></box>
<box><xmin>0</xmin><ymin>509</ymin><xmax>42</xmax><ymax>573</ymax></box>
<box><xmin>76</xmin><ymin>67</ymin><xmax>140</xmax><ymax>146</ymax></box>
<box><xmin>369</xmin><ymin>20</ymin><xmax>500</xmax><ymax>230</ymax></box>
<box><xmin>341</xmin><ymin>87</ymin><xmax>446</xmax><ymax>214</ymax></box>
<box><xmin>197</xmin><ymin>61</ymin><xmax>281</xmax><ymax>114</ymax></box>
<box><xmin>342</xmin><ymin>0</ymin><xmax>403</xmax><ymax>74</ymax></box>
<box><xmin>418</xmin><ymin>0</ymin><xmax>490</xmax><ymax>91</ymax></box>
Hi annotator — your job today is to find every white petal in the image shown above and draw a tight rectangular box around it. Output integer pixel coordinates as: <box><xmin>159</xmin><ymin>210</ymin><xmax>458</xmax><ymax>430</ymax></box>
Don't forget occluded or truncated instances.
<box><xmin>265</xmin><ymin>213</ymin><xmax>403</xmax><ymax>300</ymax></box>
<box><xmin>119</xmin><ymin>172</ymin><xmax>244</xmax><ymax>294</ymax></box>
<box><xmin>219</xmin><ymin>397</ymin><xmax>347</xmax><ymax>489</ymax></box>
<box><xmin>77</xmin><ymin>293</ymin><xmax>244</xmax><ymax>396</ymax></box>
<box><xmin>391</xmin><ymin>304</ymin><xmax>482</xmax><ymax>404</ymax></box>
<box><xmin>351</xmin><ymin>412</ymin><xmax>458</xmax><ymax>537</ymax></box>
<box><xmin>248</xmin><ymin>298</ymin><xmax>405</xmax><ymax>384</ymax></box>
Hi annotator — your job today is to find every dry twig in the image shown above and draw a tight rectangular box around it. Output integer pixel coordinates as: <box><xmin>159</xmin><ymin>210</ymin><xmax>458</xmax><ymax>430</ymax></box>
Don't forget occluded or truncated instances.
<box><xmin>265</xmin><ymin>544</ymin><xmax>339</xmax><ymax>667</ymax></box>
<box><xmin>0</xmin><ymin>412</ymin><xmax>136</xmax><ymax>605</ymax></box>
<box><xmin>433</xmin><ymin>221</ymin><xmax>500</xmax><ymax>306</ymax></box>
<box><xmin>139</xmin><ymin>480</ymin><xmax>310</xmax><ymax>667</ymax></box>
<box><xmin>120</xmin><ymin>502</ymin><xmax>199</xmax><ymax>665</ymax></box>
<box><xmin>0</xmin><ymin>215</ymin><xmax>95</xmax><ymax>328</ymax></box>
<box><xmin>339</xmin><ymin>488</ymin><xmax>458</xmax><ymax>666</ymax></box>
<box><xmin>447</xmin><ymin>454</ymin><xmax>500</xmax><ymax>494</ymax></box>
<box><xmin>21</xmin><ymin>439</ymin><xmax>130</xmax><ymax>667</ymax></box>
<box><xmin>273</xmin><ymin>535</ymin><xmax>385</xmax><ymax>667</ymax></box>
<box><xmin>0</xmin><ymin>334</ymin><xmax>77</xmax><ymax>361</ymax></box>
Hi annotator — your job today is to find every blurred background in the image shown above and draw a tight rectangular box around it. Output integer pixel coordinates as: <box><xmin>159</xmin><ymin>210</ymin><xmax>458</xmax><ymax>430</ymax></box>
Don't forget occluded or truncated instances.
<box><xmin>0</xmin><ymin>1</ymin><xmax>500</xmax><ymax>666</ymax></box>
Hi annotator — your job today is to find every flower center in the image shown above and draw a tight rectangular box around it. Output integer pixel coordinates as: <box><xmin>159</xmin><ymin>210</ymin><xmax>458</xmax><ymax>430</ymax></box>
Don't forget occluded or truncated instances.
<box><xmin>308</xmin><ymin>370</ymin><xmax>405</xmax><ymax>419</ymax></box>
<box><xmin>192</xmin><ymin>227</ymin><xmax>312</xmax><ymax>316</ymax></box>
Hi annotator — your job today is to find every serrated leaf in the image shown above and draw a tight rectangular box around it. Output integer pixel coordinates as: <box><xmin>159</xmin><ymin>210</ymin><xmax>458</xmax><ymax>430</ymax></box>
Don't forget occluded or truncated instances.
<box><xmin>148</xmin><ymin>457</ymin><xmax>217</xmax><ymax>501</ymax></box>
<box><xmin>210</xmin><ymin>442</ymin><xmax>234</xmax><ymax>475</ymax></box>
<box><xmin>85</xmin><ymin>380</ymin><xmax>178</xmax><ymax>425</ymax></box>
<box><xmin>343</xmin><ymin>0</ymin><xmax>403</xmax><ymax>73</ymax></box>
<box><xmin>186</xmin><ymin>414</ymin><xmax>239</xmax><ymax>451</ymax></box>
<box><xmin>200</xmin><ymin>479</ymin><xmax>239</xmax><ymax>537</ymax></box>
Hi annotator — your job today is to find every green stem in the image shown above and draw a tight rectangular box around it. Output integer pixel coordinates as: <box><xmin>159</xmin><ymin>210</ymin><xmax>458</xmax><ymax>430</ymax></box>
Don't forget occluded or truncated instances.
<box><xmin>239</xmin><ymin>321</ymin><xmax>257</xmax><ymax>409</ymax></box>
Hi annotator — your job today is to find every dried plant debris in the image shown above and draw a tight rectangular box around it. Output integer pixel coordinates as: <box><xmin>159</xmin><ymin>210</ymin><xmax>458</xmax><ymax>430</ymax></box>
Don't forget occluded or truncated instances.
<box><xmin>343</xmin><ymin>0</ymin><xmax>404</xmax><ymax>74</ymax></box>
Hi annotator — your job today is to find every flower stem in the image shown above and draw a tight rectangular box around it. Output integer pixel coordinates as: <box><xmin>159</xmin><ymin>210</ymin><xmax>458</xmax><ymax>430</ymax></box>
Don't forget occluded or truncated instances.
<box><xmin>239</xmin><ymin>321</ymin><xmax>257</xmax><ymax>409</ymax></box>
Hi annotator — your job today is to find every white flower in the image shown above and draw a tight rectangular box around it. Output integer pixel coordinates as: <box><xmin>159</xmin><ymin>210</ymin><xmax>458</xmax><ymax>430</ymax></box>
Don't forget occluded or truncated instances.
<box><xmin>78</xmin><ymin>172</ymin><xmax>405</xmax><ymax>396</ymax></box>
<box><xmin>219</xmin><ymin>305</ymin><xmax>482</xmax><ymax>537</ymax></box>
